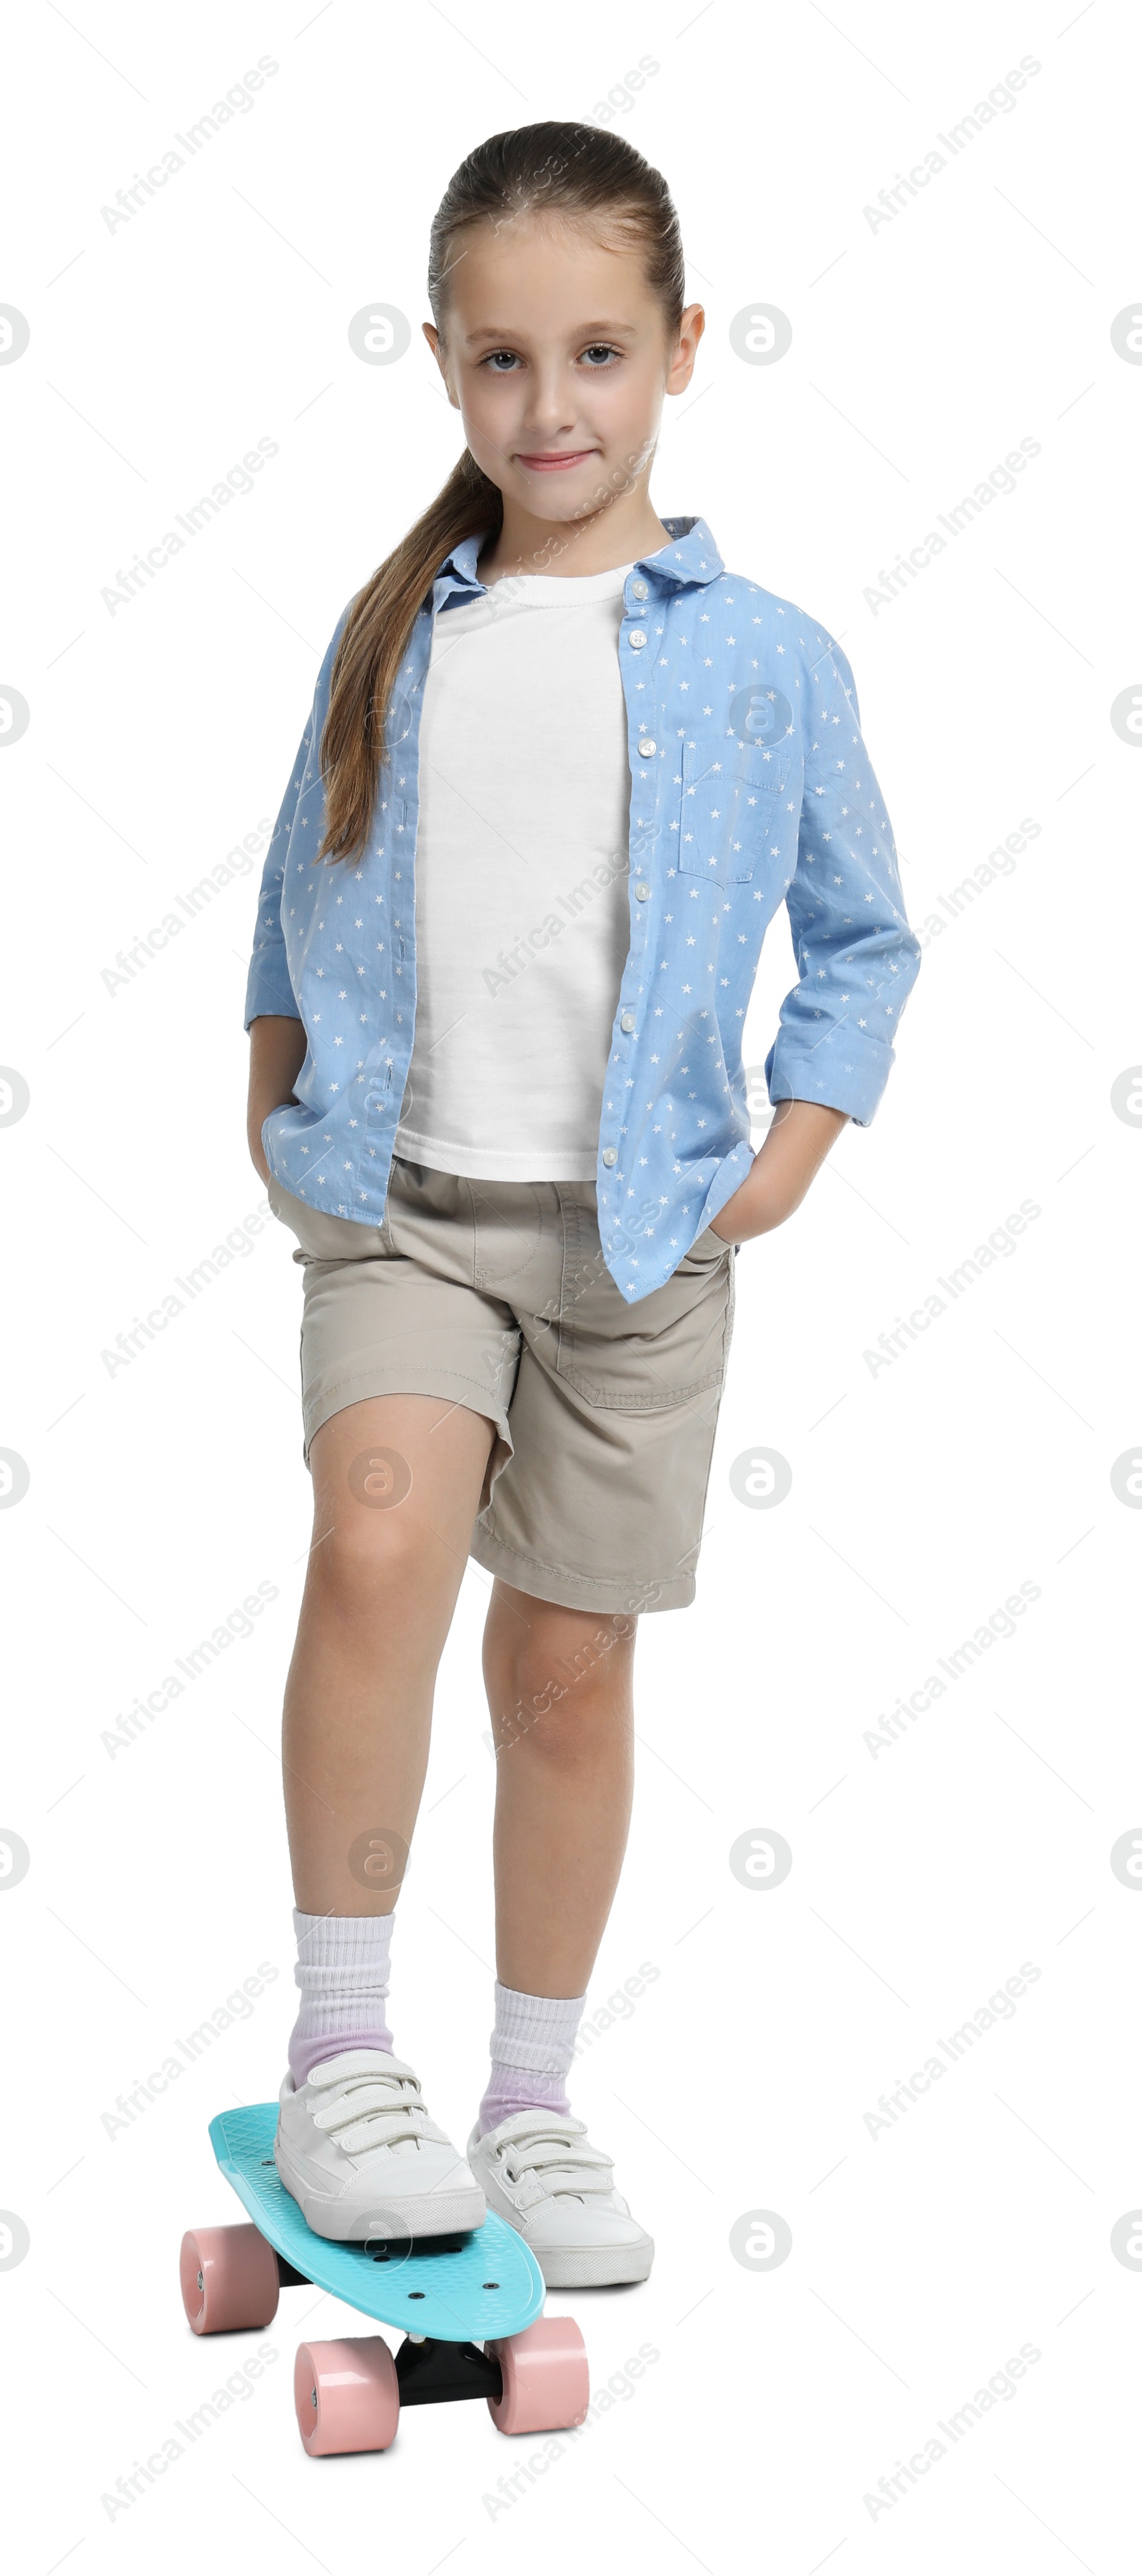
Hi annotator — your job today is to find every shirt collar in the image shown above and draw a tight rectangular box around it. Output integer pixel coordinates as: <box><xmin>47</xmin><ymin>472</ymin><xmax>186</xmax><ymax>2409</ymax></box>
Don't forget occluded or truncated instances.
<box><xmin>431</xmin><ymin>513</ymin><xmax>723</xmax><ymax>604</ymax></box>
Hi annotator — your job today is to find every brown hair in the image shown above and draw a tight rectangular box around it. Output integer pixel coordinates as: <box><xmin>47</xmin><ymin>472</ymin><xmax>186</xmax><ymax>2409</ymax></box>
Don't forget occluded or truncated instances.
<box><xmin>316</xmin><ymin>119</ymin><xmax>685</xmax><ymax>864</ymax></box>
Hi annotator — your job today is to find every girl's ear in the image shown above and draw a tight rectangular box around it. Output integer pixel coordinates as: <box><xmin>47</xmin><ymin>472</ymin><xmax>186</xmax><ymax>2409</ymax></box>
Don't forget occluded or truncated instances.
<box><xmin>665</xmin><ymin>303</ymin><xmax>705</xmax><ymax>398</ymax></box>
<box><xmin>423</xmin><ymin>321</ymin><xmax>459</xmax><ymax>408</ymax></box>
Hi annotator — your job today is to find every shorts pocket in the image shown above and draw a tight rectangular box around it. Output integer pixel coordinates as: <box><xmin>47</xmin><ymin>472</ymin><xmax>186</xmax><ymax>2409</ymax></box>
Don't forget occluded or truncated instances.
<box><xmin>678</xmin><ymin>1222</ymin><xmax>731</xmax><ymax>1264</ymax></box>
<box><xmin>266</xmin><ymin>1169</ymin><xmax>392</xmax><ymax>1264</ymax></box>
<box><xmin>554</xmin><ymin>1204</ymin><xmax>734</xmax><ymax>1412</ymax></box>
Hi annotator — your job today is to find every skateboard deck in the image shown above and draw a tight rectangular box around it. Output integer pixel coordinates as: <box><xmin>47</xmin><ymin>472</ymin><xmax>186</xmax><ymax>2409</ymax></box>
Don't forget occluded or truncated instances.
<box><xmin>209</xmin><ymin>2103</ymin><xmax>545</xmax><ymax>2344</ymax></box>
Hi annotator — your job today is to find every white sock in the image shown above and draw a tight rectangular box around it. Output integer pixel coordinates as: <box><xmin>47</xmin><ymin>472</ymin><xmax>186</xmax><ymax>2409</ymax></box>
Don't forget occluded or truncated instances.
<box><xmin>477</xmin><ymin>1981</ymin><xmax>586</xmax><ymax>2137</ymax></box>
<box><xmin>288</xmin><ymin>1908</ymin><xmax>395</xmax><ymax>2085</ymax></box>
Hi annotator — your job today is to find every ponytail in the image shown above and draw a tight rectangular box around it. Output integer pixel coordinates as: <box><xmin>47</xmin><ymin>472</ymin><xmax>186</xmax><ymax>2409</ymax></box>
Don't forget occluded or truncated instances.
<box><xmin>318</xmin><ymin>449</ymin><xmax>502</xmax><ymax>864</ymax></box>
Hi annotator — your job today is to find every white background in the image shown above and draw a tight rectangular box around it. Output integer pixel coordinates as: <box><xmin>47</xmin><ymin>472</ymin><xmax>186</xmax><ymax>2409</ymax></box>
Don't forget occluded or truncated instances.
<box><xmin>3</xmin><ymin>3</ymin><xmax>1140</xmax><ymax>2568</ymax></box>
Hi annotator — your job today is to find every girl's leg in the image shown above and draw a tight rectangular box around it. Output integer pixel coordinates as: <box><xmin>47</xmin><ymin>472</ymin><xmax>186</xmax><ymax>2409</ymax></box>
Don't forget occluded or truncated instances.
<box><xmin>274</xmin><ymin>1392</ymin><xmax>496</xmax><ymax>2236</ymax></box>
<box><xmin>481</xmin><ymin>1579</ymin><xmax>637</xmax><ymax>1993</ymax></box>
<box><xmin>283</xmin><ymin>1391</ymin><xmax>496</xmax><ymax>1918</ymax></box>
<box><xmin>472</xmin><ymin>1581</ymin><xmax>655</xmax><ymax>2283</ymax></box>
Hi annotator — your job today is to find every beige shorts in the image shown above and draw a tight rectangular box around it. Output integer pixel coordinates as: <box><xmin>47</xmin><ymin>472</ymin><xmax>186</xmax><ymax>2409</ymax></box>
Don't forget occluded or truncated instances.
<box><xmin>266</xmin><ymin>1156</ymin><xmax>736</xmax><ymax>1616</ymax></box>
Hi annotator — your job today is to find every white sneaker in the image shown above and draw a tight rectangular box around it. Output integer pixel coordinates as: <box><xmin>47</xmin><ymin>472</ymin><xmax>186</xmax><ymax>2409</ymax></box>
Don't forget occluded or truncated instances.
<box><xmin>275</xmin><ymin>2050</ymin><xmax>485</xmax><ymax>2243</ymax></box>
<box><xmin>467</xmin><ymin>2109</ymin><xmax>655</xmax><ymax>2288</ymax></box>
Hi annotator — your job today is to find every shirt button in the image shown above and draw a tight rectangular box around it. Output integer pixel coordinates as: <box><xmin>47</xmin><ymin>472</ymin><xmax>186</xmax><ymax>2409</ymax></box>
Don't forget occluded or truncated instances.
<box><xmin>634</xmin><ymin>882</ymin><xmax>650</xmax><ymax>901</ymax></box>
<box><xmin>620</xmin><ymin>1011</ymin><xmax>636</xmax><ymax>1032</ymax></box>
<box><xmin>632</xmin><ymin>578</ymin><xmax>648</xmax><ymax>600</ymax></box>
<box><xmin>637</xmin><ymin>738</ymin><xmax>657</xmax><ymax>758</ymax></box>
<box><xmin>628</xmin><ymin>629</ymin><xmax>647</xmax><ymax>649</ymax></box>
<box><xmin>602</xmin><ymin>1147</ymin><xmax>618</xmax><ymax>1166</ymax></box>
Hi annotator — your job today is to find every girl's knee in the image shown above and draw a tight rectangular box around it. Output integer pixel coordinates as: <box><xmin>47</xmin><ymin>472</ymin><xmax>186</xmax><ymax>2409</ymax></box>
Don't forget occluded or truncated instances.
<box><xmin>494</xmin><ymin>1608</ymin><xmax>636</xmax><ymax>1751</ymax></box>
<box><xmin>306</xmin><ymin>1503</ymin><xmax>427</xmax><ymax>1617</ymax></box>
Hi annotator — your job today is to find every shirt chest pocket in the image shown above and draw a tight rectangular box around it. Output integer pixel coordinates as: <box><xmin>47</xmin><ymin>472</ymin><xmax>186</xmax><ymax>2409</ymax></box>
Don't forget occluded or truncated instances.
<box><xmin>677</xmin><ymin>734</ymin><xmax>784</xmax><ymax>885</ymax></box>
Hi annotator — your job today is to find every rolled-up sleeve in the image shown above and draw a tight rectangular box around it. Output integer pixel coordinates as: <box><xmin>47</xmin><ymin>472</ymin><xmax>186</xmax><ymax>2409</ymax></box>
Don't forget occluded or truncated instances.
<box><xmin>765</xmin><ymin>638</ymin><xmax>920</xmax><ymax>1125</ymax></box>
<box><xmin>243</xmin><ymin>722</ymin><xmax>313</xmax><ymax>1029</ymax></box>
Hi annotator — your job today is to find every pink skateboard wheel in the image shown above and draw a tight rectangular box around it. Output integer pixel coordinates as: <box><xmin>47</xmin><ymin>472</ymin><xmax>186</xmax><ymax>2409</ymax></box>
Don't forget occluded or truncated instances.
<box><xmin>179</xmin><ymin>2224</ymin><xmax>280</xmax><ymax>2335</ymax></box>
<box><xmin>486</xmin><ymin>2316</ymin><xmax>589</xmax><ymax>2434</ymax></box>
<box><xmin>294</xmin><ymin>2337</ymin><xmax>400</xmax><ymax>2455</ymax></box>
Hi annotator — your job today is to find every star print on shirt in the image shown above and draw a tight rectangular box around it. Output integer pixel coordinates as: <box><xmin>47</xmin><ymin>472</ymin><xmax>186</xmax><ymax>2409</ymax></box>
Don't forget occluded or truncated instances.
<box><xmin>246</xmin><ymin>516</ymin><xmax>919</xmax><ymax>1297</ymax></box>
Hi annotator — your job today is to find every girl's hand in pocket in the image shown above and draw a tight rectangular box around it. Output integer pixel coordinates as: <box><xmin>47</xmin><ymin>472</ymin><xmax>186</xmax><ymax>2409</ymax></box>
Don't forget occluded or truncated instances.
<box><xmin>709</xmin><ymin>1100</ymin><xmax>849</xmax><ymax>1243</ymax></box>
<box><xmin>247</xmin><ymin>1015</ymin><xmax>307</xmax><ymax>1183</ymax></box>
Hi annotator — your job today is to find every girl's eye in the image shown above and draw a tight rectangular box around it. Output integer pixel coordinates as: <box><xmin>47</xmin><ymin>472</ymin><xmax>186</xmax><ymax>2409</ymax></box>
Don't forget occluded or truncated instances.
<box><xmin>480</xmin><ymin>344</ymin><xmax>621</xmax><ymax>372</ymax></box>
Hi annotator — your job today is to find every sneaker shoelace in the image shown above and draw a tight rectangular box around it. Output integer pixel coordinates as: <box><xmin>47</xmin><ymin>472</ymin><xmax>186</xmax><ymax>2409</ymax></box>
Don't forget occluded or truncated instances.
<box><xmin>308</xmin><ymin>2060</ymin><xmax>434</xmax><ymax>2154</ymax></box>
<box><xmin>495</xmin><ymin>2112</ymin><xmax>617</xmax><ymax>2202</ymax></box>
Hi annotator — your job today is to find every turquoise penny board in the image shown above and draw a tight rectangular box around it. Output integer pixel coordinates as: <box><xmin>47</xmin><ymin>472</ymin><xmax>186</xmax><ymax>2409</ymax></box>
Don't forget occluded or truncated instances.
<box><xmin>210</xmin><ymin>2104</ymin><xmax>544</xmax><ymax>2345</ymax></box>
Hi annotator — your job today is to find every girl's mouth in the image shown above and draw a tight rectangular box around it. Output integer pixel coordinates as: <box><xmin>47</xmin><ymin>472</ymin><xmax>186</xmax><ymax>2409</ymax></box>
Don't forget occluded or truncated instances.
<box><xmin>515</xmin><ymin>449</ymin><xmax>597</xmax><ymax>471</ymax></box>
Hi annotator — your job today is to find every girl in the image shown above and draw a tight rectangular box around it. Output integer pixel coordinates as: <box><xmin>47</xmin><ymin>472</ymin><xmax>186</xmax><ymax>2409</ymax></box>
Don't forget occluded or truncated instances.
<box><xmin>245</xmin><ymin>121</ymin><xmax>920</xmax><ymax>2288</ymax></box>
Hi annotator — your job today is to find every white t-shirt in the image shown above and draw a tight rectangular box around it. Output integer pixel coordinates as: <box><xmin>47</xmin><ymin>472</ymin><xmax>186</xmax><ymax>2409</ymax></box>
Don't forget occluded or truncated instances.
<box><xmin>393</xmin><ymin>560</ymin><xmax>635</xmax><ymax>1179</ymax></box>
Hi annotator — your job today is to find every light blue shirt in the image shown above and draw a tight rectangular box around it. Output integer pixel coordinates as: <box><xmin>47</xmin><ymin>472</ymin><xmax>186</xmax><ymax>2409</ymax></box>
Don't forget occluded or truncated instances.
<box><xmin>245</xmin><ymin>515</ymin><xmax>920</xmax><ymax>1303</ymax></box>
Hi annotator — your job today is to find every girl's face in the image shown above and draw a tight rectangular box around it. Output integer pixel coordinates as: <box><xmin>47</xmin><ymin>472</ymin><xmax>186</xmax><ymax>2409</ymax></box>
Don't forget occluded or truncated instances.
<box><xmin>423</xmin><ymin>214</ymin><xmax>703</xmax><ymax>528</ymax></box>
